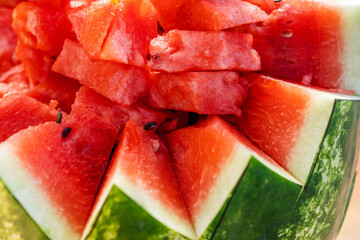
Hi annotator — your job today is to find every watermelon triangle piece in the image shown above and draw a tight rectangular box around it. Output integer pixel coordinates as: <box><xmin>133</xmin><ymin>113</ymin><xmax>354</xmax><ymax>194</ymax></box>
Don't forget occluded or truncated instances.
<box><xmin>166</xmin><ymin>116</ymin><xmax>301</xmax><ymax>237</ymax></box>
<box><xmin>0</xmin><ymin>87</ymin><xmax>124</xmax><ymax>239</ymax></box>
<box><xmin>83</xmin><ymin>120</ymin><xmax>196</xmax><ymax>240</ymax></box>
<box><xmin>238</xmin><ymin>74</ymin><xmax>360</xmax><ymax>184</ymax></box>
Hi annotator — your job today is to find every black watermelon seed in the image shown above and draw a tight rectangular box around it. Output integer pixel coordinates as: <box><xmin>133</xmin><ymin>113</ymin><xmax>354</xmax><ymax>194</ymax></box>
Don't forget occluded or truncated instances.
<box><xmin>144</xmin><ymin>122</ymin><xmax>157</xmax><ymax>131</ymax></box>
<box><xmin>62</xmin><ymin>127</ymin><xmax>72</xmax><ymax>139</ymax></box>
<box><xmin>56</xmin><ymin>110</ymin><xmax>63</xmax><ymax>124</ymax></box>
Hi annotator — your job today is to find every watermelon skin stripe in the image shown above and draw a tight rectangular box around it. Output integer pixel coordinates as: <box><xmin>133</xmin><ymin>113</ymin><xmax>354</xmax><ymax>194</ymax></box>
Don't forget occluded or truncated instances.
<box><xmin>86</xmin><ymin>185</ymin><xmax>189</xmax><ymax>240</ymax></box>
<box><xmin>0</xmin><ymin>179</ymin><xmax>48</xmax><ymax>240</ymax></box>
<box><xmin>278</xmin><ymin>100</ymin><xmax>360</xmax><ymax>240</ymax></box>
<box><xmin>204</xmin><ymin>157</ymin><xmax>302</xmax><ymax>240</ymax></box>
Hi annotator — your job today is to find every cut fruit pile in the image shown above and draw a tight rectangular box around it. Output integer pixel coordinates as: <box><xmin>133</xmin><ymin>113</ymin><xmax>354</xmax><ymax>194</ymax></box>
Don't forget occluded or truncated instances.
<box><xmin>0</xmin><ymin>0</ymin><xmax>359</xmax><ymax>240</ymax></box>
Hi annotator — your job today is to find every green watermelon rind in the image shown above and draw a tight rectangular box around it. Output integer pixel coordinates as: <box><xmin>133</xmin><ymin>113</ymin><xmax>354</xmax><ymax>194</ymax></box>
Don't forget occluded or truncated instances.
<box><xmin>0</xmin><ymin>179</ymin><xmax>48</xmax><ymax>240</ymax></box>
<box><xmin>86</xmin><ymin>185</ymin><xmax>189</xmax><ymax>240</ymax></box>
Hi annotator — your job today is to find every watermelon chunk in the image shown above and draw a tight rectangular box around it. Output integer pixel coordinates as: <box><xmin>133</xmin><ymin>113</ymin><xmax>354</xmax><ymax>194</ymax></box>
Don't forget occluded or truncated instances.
<box><xmin>53</xmin><ymin>39</ymin><xmax>150</xmax><ymax>106</ymax></box>
<box><xmin>0</xmin><ymin>7</ymin><xmax>17</xmax><ymax>76</ymax></box>
<box><xmin>0</xmin><ymin>86</ymin><xmax>123</xmax><ymax>239</ymax></box>
<box><xmin>12</xmin><ymin>2</ymin><xmax>75</xmax><ymax>55</ymax></box>
<box><xmin>0</xmin><ymin>65</ymin><xmax>29</xmax><ymax>98</ymax></box>
<box><xmin>147</xmin><ymin>71</ymin><xmax>249</xmax><ymax>117</ymax></box>
<box><xmin>238</xmin><ymin>74</ymin><xmax>359</xmax><ymax>184</ymax></box>
<box><xmin>250</xmin><ymin>0</ymin><xmax>360</xmax><ymax>93</ymax></box>
<box><xmin>83</xmin><ymin>120</ymin><xmax>196</xmax><ymax>240</ymax></box>
<box><xmin>79</xmin><ymin>0</ymin><xmax>116</xmax><ymax>57</ymax></box>
<box><xmin>148</xmin><ymin>30</ymin><xmax>261</xmax><ymax>72</ymax></box>
<box><xmin>0</xmin><ymin>93</ymin><xmax>58</xmax><ymax>142</ymax></box>
<box><xmin>150</xmin><ymin>0</ymin><xmax>267</xmax><ymax>31</ymax></box>
<box><xmin>99</xmin><ymin>0</ymin><xmax>158</xmax><ymax>66</ymax></box>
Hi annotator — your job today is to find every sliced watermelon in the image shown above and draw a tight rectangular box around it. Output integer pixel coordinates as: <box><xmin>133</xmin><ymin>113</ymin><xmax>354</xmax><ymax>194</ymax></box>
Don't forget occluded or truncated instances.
<box><xmin>148</xmin><ymin>30</ymin><xmax>261</xmax><ymax>72</ymax></box>
<box><xmin>244</xmin><ymin>0</ymin><xmax>278</xmax><ymax>13</ymax></box>
<box><xmin>0</xmin><ymin>93</ymin><xmax>58</xmax><ymax>142</ymax></box>
<box><xmin>83</xmin><ymin>120</ymin><xmax>196</xmax><ymax>240</ymax></box>
<box><xmin>238</xmin><ymin>74</ymin><xmax>359</xmax><ymax>184</ymax></box>
<box><xmin>0</xmin><ymin>65</ymin><xmax>29</xmax><ymax>98</ymax></box>
<box><xmin>151</xmin><ymin>0</ymin><xmax>267</xmax><ymax>31</ymax></box>
<box><xmin>12</xmin><ymin>2</ymin><xmax>75</xmax><ymax>55</ymax></box>
<box><xmin>53</xmin><ymin>39</ymin><xmax>150</xmax><ymax>106</ymax></box>
<box><xmin>0</xmin><ymin>7</ymin><xmax>17</xmax><ymax>76</ymax></box>
<box><xmin>147</xmin><ymin>71</ymin><xmax>248</xmax><ymax>117</ymax></box>
<box><xmin>99</xmin><ymin>0</ymin><xmax>158</xmax><ymax>66</ymax></box>
<box><xmin>250</xmin><ymin>0</ymin><xmax>360</xmax><ymax>93</ymax></box>
<box><xmin>167</xmin><ymin>116</ymin><xmax>301</xmax><ymax>238</ymax></box>
<box><xmin>15</xmin><ymin>43</ymin><xmax>81</xmax><ymax>112</ymax></box>
<box><xmin>0</xmin><ymin>86</ymin><xmax>123</xmax><ymax>239</ymax></box>
<box><xmin>79</xmin><ymin>0</ymin><xmax>116</xmax><ymax>57</ymax></box>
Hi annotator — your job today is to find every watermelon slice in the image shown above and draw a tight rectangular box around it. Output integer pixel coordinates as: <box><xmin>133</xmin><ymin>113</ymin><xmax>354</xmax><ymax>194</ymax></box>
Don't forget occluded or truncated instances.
<box><xmin>0</xmin><ymin>65</ymin><xmax>29</xmax><ymax>98</ymax></box>
<box><xmin>146</xmin><ymin>71</ymin><xmax>249</xmax><ymax>117</ymax></box>
<box><xmin>52</xmin><ymin>39</ymin><xmax>150</xmax><ymax>106</ymax></box>
<box><xmin>0</xmin><ymin>87</ymin><xmax>123</xmax><ymax>239</ymax></box>
<box><xmin>148</xmin><ymin>30</ymin><xmax>261</xmax><ymax>72</ymax></box>
<box><xmin>83</xmin><ymin>120</ymin><xmax>196</xmax><ymax>240</ymax></box>
<box><xmin>238</xmin><ymin>75</ymin><xmax>359</xmax><ymax>184</ymax></box>
<box><xmin>250</xmin><ymin>0</ymin><xmax>360</xmax><ymax>93</ymax></box>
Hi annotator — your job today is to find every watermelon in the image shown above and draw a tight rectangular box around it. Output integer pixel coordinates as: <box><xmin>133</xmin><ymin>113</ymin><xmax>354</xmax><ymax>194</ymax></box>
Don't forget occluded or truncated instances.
<box><xmin>0</xmin><ymin>7</ymin><xmax>17</xmax><ymax>76</ymax></box>
<box><xmin>0</xmin><ymin>0</ymin><xmax>359</xmax><ymax>239</ymax></box>
<box><xmin>52</xmin><ymin>39</ymin><xmax>149</xmax><ymax>106</ymax></box>
<box><xmin>238</xmin><ymin>74</ymin><xmax>358</xmax><ymax>184</ymax></box>
<box><xmin>146</xmin><ymin>71</ymin><xmax>249</xmax><ymax>117</ymax></box>
<box><xmin>250</xmin><ymin>0</ymin><xmax>360</xmax><ymax>93</ymax></box>
<box><xmin>148</xmin><ymin>30</ymin><xmax>261</xmax><ymax>72</ymax></box>
<box><xmin>150</xmin><ymin>0</ymin><xmax>268</xmax><ymax>31</ymax></box>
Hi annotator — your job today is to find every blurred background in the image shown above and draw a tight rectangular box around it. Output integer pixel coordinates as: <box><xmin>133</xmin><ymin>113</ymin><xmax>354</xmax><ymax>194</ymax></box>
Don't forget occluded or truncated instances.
<box><xmin>337</xmin><ymin>154</ymin><xmax>360</xmax><ymax>240</ymax></box>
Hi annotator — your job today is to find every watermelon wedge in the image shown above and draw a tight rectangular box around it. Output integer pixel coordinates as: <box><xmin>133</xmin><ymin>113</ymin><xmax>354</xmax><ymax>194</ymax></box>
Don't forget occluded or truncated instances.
<box><xmin>83</xmin><ymin>120</ymin><xmax>196</xmax><ymax>240</ymax></box>
<box><xmin>250</xmin><ymin>0</ymin><xmax>360</xmax><ymax>93</ymax></box>
<box><xmin>0</xmin><ymin>87</ymin><xmax>122</xmax><ymax>239</ymax></box>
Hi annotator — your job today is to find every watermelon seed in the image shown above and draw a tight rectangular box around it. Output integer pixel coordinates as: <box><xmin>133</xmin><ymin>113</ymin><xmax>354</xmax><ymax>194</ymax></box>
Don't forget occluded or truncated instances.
<box><xmin>62</xmin><ymin>127</ymin><xmax>72</xmax><ymax>139</ymax></box>
<box><xmin>56</xmin><ymin>110</ymin><xmax>63</xmax><ymax>124</ymax></box>
<box><xmin>144</xmin><ymin>122</ymin><xmax>157</xmax><ymax>131</ymax></box>
<box><xmin>274</xmin><ymin>0</ymin><xmax>281</xmax><ymax>2</ymax></box>
<box><xmin>281</xmin><ymin>31</ymin><xmax>293</xmax><ymax>38</ymax></box>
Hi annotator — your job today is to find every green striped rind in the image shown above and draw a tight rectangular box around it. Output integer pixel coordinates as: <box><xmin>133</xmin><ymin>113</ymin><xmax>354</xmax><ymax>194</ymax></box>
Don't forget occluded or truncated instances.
<box><xmin>0</xmin><ymin>179</ymin><xmax>48</xmax><ymax>240</ymax></box>
<box><xmin>86</xmin><ymin>185</ymin><xmax>188</xmax><ymax>240</ymax></box>
<box><xmin>208</xmin><ymin>157</ymin><xmax>302</xmax><ymax>239</ymax></box>
<box><xmin>278</xmin><ymin>100</ymin><xmax>360</xmax><ymax>239</ymax></box>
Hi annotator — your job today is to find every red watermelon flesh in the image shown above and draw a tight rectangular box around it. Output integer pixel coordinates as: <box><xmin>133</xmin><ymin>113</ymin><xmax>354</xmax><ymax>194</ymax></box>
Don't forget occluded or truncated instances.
<box><xmin>15</xmin><ymin>43</ymin><xmax>81</xmax><ymax>112</ymax></box>
<box><xmin>147</xmin><ymin>71</ymin><xmax>249</xmax><ymax>117</ymax></box>
<box><xmin>52</xmin><ymin>39</ymin><xmax>150</xmax><ymax>106</ymax></box>
<box><xmin>0</xmin><ymin>7</ymin><xmax>18</xmax><ymax>76</ymax></box>
<box><xmin>0</xmin><ymin>64</ymin><xmax>29</xmax><ymax>98</ymax></box>
<box><xmin>66</xmin><ymin>4</ymin><xmax>91</xmax><ymax>41</ymax></box>
<box><xmin>238</xmin><ymin>75</ymin><xmax>310</xmax><ymax>169</ymax></box>
<box><xmin>0</xmin><ymin>0</ymin><xmax>24</xmax><ymax>7</ymax></box>
<box><xmin>244</xmin><ymin>0</ymin><xmax>278</xmax><ymax>13</ymax></box>
<box><xmin>79</xmin><ymin>0</ymin><xmax>116</xmax><ymax>57</ymax></box>
<box><xmin>12</xmin><ymin>2</ymin><xmax>75</xmax><ymax>56</ymax></box>
<box><xmin>150</xmin><ymin>0</ymin><xmax>267</xmax><ymax>31</ymax></box>
<box><xmin>250</xmin><ymin>0</ymin><xmax>343</xmax><ymax>89</ymax></box>
<box><xmin>99</xmin><ymin>0</ymin><xmax>158</xmax><ymax>66</ymax></box>
<box><xmin>0</xmin><ymin>93</ymin><xmax>58</xmax><ymax>142</ymax></box>
<box><xmin>148</xmin><ymin>30</ymin><xmax>261</xmax><ymax>72</ymax></box>
<box><xmin>73</xmin><ymin>87</ymin><xmax>174</xmax><ymax>132</ymax></box>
